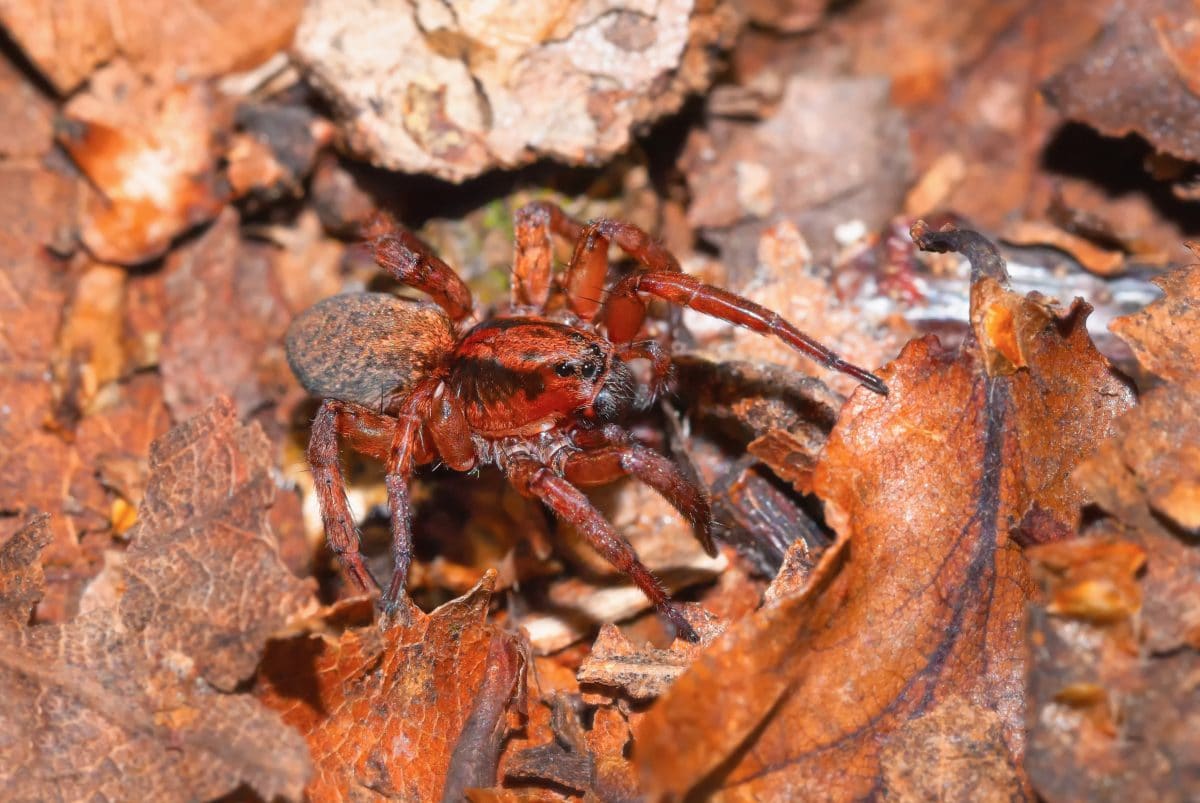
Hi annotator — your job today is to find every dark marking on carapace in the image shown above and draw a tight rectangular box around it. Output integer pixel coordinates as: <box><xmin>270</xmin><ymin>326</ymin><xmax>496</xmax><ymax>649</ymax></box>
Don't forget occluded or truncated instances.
<box><xmin>450</xmin><ymin>357</ymin><xmax>548</xmax><ymax>408</ymax></box>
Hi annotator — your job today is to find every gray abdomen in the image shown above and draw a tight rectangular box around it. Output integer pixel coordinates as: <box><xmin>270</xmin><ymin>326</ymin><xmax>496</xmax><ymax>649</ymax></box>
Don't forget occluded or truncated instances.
<box><xmin>285</xmin><ymin>293</ymin><xmax>453</xmax><ymax>408</ymax></box>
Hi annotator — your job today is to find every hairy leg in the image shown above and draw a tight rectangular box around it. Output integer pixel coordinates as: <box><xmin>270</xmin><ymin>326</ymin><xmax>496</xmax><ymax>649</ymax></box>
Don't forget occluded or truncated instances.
<box><xmin>503</xmin><ymin>452</ymin><xmax>699</xmax><ymax>641</ymax></box>
<box><xmin>367</xmin><ymin>215</ymin><xmax>475</xmax><ymax>324</ymax></box>
<box><xmin>563</xmin><ymin>217</ymin><xmax>680</xmax><ymax>322</ymax></box>
<box><xmin>307</xmin><ymin>400</ymin><xmax>380</xmax><ymax>594</ymax></box>
<box><xmin>380</xmin><ymin>383</ymin><xmax>441</xmax><ymax>614</ymax></box>
<box><xmin>604</xmin><ymin>271</ymin><xmax>888</xmax><ymax>395</ymax></box>
<box><xmin>562</xmin><ymin>442</ymin><xmax>715</xmax><ymax>557</ymax></box>
<box><xmin>615</xmin><ymin>339</ymin><xmax>672</xmax><ymax>403</ymax></box>
<box><xmin>511</xmin><ymin>202</ymin><xmax>585</xmax><ymax>310</ymax></box>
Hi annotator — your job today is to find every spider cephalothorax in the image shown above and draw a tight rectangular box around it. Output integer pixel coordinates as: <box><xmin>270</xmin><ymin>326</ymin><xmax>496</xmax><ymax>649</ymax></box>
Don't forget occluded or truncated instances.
<box><xmin>286</xmin><ymin>203</ymin><xmax>886</xmax><ymax>640</ymax></box>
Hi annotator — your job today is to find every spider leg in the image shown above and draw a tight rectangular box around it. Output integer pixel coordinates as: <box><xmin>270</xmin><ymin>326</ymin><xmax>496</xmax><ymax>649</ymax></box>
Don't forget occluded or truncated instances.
<box><xmin>604</xmin><ymin>271</ymin><xmax>888</xmax><ymax>395</ymax></box>
<box><xmin>511</xmin><ymin>202</ymin><xmax>585</xmax><ymax>310</ymax></box>
<box><xmin>307</xmin><ymin>400</ymin><xmax>381</xmax><ymax>595</ymax></box>
<box><xmin>369</xmin><ymin>216</ymin><xmax>474</xmax><ymax>324</ymax></box>
<box><xmin>379</xmin><ymin>383</ymin><xmax>446</xmax><ymax>615</ymax></box>
<box><xmin>562</xmin><ymin>443</ymin><xmax>715</xmax><ymax>557</ymax></box>
<box><xmin>615</xmin><ymin>339</ymin><xmax>672</xmax><ymax>403</ymax></box>
<box><xmin>563</xmin><ymin>217</ymin><xmax>680</xmax><ymax>322</ymax></box>
<box><xmin>427</xmin><ymin>386</ymin><xmax>476</xmax><ymax>472</ymax></box>
<box><xmin>503</xmin><ymin>453</ymin><xmax>699</xmax><ymax>642</ymax></box>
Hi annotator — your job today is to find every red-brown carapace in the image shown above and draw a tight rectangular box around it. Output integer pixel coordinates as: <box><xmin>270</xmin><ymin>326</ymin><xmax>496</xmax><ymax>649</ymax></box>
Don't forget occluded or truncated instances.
<box><xmin>285</xmin><ymin>203</ymin><xmax>886</xmax><ymax>640</ymax></box>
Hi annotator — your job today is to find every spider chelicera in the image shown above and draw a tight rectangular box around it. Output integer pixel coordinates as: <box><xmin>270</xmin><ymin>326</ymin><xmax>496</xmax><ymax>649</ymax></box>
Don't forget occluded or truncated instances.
<box><xmin>285</xmin><ymin>202</ymin><xmax>886</xmax><ymax>640</ymax></box>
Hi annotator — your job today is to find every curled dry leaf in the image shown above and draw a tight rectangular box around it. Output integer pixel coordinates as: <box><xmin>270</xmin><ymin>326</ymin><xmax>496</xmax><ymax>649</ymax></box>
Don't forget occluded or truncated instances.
<box><xmin>259</xmin><ymin>571</ymin><xmax>527</xmax><ymax>801</ymax></box>
<box><xmin>0</xmin><ymin>399</ymin><xmax>313</xmax><ymax>802</ymax></box>
<box><xmin>1000</xmin><ymin>220</ymin><xmax>1127</xmax><ymax>277</ymax></box>
<box><xmin>0</xmin><ymin>0</ymin><xmax>303</xmax><ymax>94</ymax></box>
<box><xmin>1044</xmin><ymin>0</ymin><xmax>1200</xmax><ymax>164</ymax></box>
<box><xmin>295</xmin><ymin>0</ymin><xmax>736</xmax><ymax>181</ymax></box>
<box><xmin>634</xmin><ymin>226</ymin><xmax>1134</xmax><ymax>800</ymax></box>
<box><xmin>577</xmin><ymin>609</ymin><xmax>723</xmax><ymax>702</ymax></box>
<box><xmin>59</xmin><ymin>63</ymin><xmax>226</xmax><ymax>265</ymax></box>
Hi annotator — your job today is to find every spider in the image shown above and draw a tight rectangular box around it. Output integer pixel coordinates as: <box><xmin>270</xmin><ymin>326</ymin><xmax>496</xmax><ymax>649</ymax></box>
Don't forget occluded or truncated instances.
<box><xmin>285</xmin><ymin>202</ymin><xmax>887</xmax><ymax>640</ymax></box>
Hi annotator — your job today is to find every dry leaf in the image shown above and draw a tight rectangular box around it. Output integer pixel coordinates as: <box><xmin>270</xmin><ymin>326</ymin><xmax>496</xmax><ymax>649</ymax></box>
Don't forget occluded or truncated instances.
<box><xmin>59</xmin><ymin>64</ymin><xmax>226</xmax><ymax>264</ymax></box>
<box><xmin>1026</xmin><ymin>535</ymin><xmax>1200</xmax><ymax>802</ymax></box>
<box><xmin>1044</xmin><ymin>0</ymin><xmax>1200</xmax><ymax>163</ymax></box>
<box><xmin>1075</xmin><ymin>263</ymin><xmax>1200</xmax><ymax>652</ymax></box>
<box><xmin>634</xmin><ymin>226</ymin><xmax>1134</xmax><ymax>800</ymax></box>
<box><xmin>0</xmin><ymin>0</ymin><xmax>302</xmax><ymax>93</ymax></box>
<box><xmin>260</xmin><ymin>571</ymin><xmax>526</xmax><ymax>801</ymax></box>
<box><xmin>0</xmin><ymin>400</ymin><xmax>313</xmax><ymax>801</ymax></box>
<box><xmin>161</xmin><ymin>208</ymin><xmax>295</xmax><ymax>421</ymax></box>
<box><xmin>682</xmin><ymin>77</ymin><xmax>911</xmax><ymax>266</ymax></box>
<box><xmin>576</xmin><ymin>610</ymin><xmax>723</xmax><ymax>702</ymax></box>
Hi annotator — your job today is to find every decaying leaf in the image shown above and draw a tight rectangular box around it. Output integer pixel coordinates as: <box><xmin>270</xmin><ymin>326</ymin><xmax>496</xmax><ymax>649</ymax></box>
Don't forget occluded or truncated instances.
<box><xmin>1075</xmin><ymin>263</ymin><xmax>1200</xmax><ymax>652</ymax></box>
<box><xmin>59</xmin><ymin>63</ymin><xmax>226</xmax><ymax>265</ymax></box>
<box><xmin>577</xmin><ymin>609</ymin><xmax>723</xmax><ymax>702</ymax></box>
<box><xmin>0</xmin><ymin>399</ymin><xmax>313</xmax><ymax>802</ymax></box>
<box><xmin>160</xmin><ymin>208</ymin><xmax>296</xmax><ymax>421</ymax></box>
<box><xmin>1044</xmin><ymin>0</ymin><xmax>1200</xmax><ymax>164</ymax></box>
<box><xmin>1026</xmin><ymin>536</ymin><xmax>1200</xmax><ymax>802</ymax></box>
<box><xmin>260</xmin><ymin>571</ymin><xmax>526</xmax><ymax>801</ymax></box>
<box><xmin>0</xmin><ymin>0</ymin><xmax>303</xmax><ymax>94</ymax></box>
<box><xmin>295</xmin><ymin>0</ymin><xmax>736</xmax><ymax>181</ymax></box>
<box><xmin>635</xmin><ymin>225</ymin><xmax>1134</xmax><ymax>799</ymax></box>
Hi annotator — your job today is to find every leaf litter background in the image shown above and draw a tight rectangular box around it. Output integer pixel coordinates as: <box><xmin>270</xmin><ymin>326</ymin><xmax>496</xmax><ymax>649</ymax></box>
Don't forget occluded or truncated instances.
<box><xmin>1</xmin><ymin>1</ymin><xmax>1198</xmax><ymax>801</ymax></box>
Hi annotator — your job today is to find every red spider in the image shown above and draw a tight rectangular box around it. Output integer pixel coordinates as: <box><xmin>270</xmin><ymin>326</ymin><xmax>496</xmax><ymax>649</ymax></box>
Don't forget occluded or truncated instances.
<box><xmin>285</xmin><ymin>202</ymin><xmax>886</xmax><ymax>640</ymax></box>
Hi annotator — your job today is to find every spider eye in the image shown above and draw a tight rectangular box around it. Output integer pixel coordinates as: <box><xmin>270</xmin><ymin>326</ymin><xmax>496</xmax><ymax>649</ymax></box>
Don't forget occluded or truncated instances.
<box><xmin>554</xmin><ymin>361</ymin><xmax>575</xmax><ymax>377</ymax></box>
<box><xmin>580</xmin><ymin>360</ymin><xmax>601</xmax><ymax>380</ymax></box>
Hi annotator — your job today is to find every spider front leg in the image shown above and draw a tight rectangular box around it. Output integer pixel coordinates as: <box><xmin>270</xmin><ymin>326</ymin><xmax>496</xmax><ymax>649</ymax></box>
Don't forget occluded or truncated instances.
<box><xmin>502</xmin><ymin>453</ymin><xmax>700</xmax><ymax>642</ymax></box>
<box><xmin>368</xmin><ymin>216</ymin><xmax>475</xmax><ymax>324</ymax></box>
<box><xmin>615</xmin><ymin>339</ymin><xmax>671</xmax><ymax>403</ymax></box>
<box><xmin>563</xmin><ymin>217</ymin><xmax>681</xmax><ymax>321</ymax></box>
<box><xmin>604</xmin><ymin>271</ymin><xmax>888</xmax><ymax>395</ymax></box>
<box><xmin>562</xmin><ymin>441</ymin><xmax>716</xmax><ymax>557</ymax></box>
<box><xmin>512</xmin><ymin>202</ymin><xmax>585</xmax><ymax>310</ymax></box>
<box><xmin>307</xmin><ymin>400</ymin><xmax>381</xmax><ymax>595</ymax></box>
<box><xmin>378</xmin><ymin>382</ymin><xmax>450</xmax><ymax>615</ymax></box>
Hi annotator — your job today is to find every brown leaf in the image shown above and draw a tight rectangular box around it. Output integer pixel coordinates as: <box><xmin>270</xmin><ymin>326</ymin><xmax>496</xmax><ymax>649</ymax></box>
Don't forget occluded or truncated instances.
<box><xmin>0</xmin><ymin>398</ymin><xmax>312</xmax><ymax>801</ymax></box>
<box><xmin>1000</xmin><ymin>220</ymin><xmax>1126</xmax><ymax>277</ymax></box>
<box><xmin>84</xmin><ymin>395</ymin><xmax>316</xmax><ymax>689</ymax></box>
<box><xmin>1044</xmin><ymin>0</ymin><xmax>1200</xmax><ymax>163</ymax></box>
<box><xmin>879</xmin><ymin>696</ymin><xmax>1026</xmax><ymax>800</ymax></box>
<box><xmin>161</xmin><ymin>207</ymin><xmax>295</xmax><ymax>421</ymax></box>
<box><xmin>634</xmin><ymin>227</ymin><xmax>1134</xmax><ymax>799</ymax></box>
<box><xmin>260</xmin><ymin>571</ymin><xmax>526</xmax><ymax>801</ymax></box>
<box><xmin>59</xmin><ymin>64</ymin><xmax>226</xmax><ymax>265</ymax></box>
<box><xmin>1026</xmin><ymin>535</ymin><xmax>1200</xmax><ymax>801</ymax></box>
<box><xmin>0</xmin><ymin>0</ymin><xmax>302</xmax><ymax>94</ymax></box>
<box><xmin>576</xmin><ymin>611</ymin><xmax>724</xmax><ymax>702</ymax></box>
<box><xmin>0</xmin><ymin>53</ymin><xmax>54</xmax><ymax>159</ymax></box>
<box><xmin>0</xmin><ymin>161</ymin><xmax>90</xmax><ymax>619</ymax></box>
<box><xmin>0</xmin><ymin>515</ymin><xmax>53</xmax><ymax>625</ymax></box>
<box><xmin>1075</xmin><ymin>263</ymin><xmax>1200</xmax><ymax>651</ymax></box>
<box><xmin>843</xmin><ymin>0</ymin><xmax>1111</xmax><ymax>234</ymax></box>
<box><xmin>1108</xmin><ymin>263</ymin><xmax>1200</xmax><ymax>388</ymax></box>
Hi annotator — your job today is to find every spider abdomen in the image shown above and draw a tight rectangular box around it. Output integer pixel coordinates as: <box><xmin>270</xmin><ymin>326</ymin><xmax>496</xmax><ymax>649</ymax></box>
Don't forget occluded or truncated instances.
<box><xmin>285</xmin><ymin>292</ymin><xmax>452</xmax><ymax>409</ymax></box>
